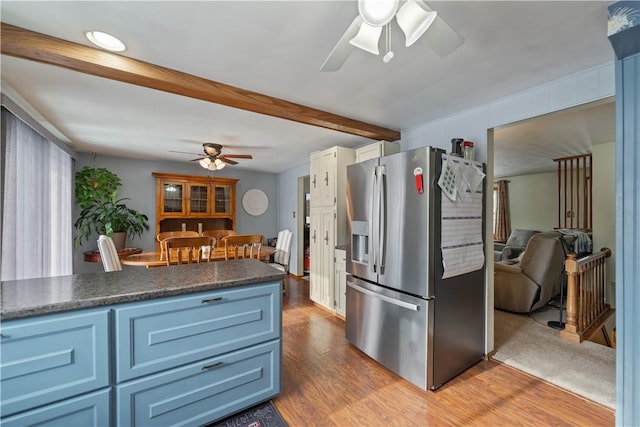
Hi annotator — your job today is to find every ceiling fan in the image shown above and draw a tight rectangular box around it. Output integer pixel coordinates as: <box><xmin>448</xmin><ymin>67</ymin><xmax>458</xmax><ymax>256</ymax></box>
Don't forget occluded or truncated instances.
<box><xmin>171</xmin><ymin>143</ymin><xmax>253</xmax><ymax>170</ymax></box>
<box><xmin>321</xmin><ymin>0</ymin><xmax>464</xmax><ymax>71</ymax></box>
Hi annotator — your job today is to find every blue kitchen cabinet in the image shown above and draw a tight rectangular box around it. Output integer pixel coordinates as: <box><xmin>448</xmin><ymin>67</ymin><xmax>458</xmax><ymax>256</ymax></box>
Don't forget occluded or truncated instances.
<box><xmin>114</xmin><ymin>282</ymin><xmax>281</xmax><ymax>382</ymax></box>
<box><xmin>0</xmin><ymin>280</ymin><xmax>282</xmax><ymax>426</ymax></box>
<box><xmin>116</xmin><ymin>340</ymin><xmax>280</xmax><ymax>426</ymax></box>
<box><xmin>114</xmin><ymin>282</ymin><xmax>282</xmax><ymax>426</ymax></box>
<box><xmin>1</xmin><ymin>389</ymin><xmax>111</xmax><ymax>427</ymax></box>
<box><xmin>0</xmin><ymin>309</ymin><xmax>110</xmax><ymax>418</ymax></box>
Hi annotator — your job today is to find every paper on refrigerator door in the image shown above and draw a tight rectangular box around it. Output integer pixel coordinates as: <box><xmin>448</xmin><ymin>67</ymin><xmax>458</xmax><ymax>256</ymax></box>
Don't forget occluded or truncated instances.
<box><xmin>440</xmin><ymin>156</ymin><xmax>485</xmax><ymax>279</ymax></box>
<box><xmin>438</xmin><ymin>156</ymin><xmax>458</xmax><ymax>201</ymax></box>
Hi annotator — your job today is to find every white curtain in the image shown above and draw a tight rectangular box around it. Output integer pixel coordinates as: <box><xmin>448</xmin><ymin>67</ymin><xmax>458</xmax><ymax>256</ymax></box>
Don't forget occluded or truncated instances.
<box><xmin>1</xmin><ymin>109</ymin><xmax>73</xmax><ymax>280</ymax></box>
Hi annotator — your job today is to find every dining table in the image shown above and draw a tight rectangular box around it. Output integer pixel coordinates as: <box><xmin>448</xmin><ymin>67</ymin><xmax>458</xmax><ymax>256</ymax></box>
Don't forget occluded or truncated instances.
<box><xmin>122</xmin><ymin>246</ymin><xmax>277</xmax><ymax>267</ymax></box>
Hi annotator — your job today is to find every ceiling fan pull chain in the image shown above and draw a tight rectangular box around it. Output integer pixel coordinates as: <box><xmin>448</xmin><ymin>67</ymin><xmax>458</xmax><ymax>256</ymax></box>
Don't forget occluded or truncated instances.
<box><xmin>383</xmin><ymin>23</ymin><xmax>394</xmax><ymax>63</ymax></box>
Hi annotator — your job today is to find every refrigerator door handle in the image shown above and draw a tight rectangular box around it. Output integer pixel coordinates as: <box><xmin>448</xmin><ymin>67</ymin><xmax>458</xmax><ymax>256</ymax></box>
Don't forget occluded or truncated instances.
<box><xmin>369</xmin><ymin>168</ymin><xmax>378</xmax><ymax>273</ymax></box>
<box><xmin>347</xmin><ymin>282</ymin><xmax>420</xmax><ymax>311</ymax></box>
<box><xmin>378</xmin><ymin>165</ymin><xmax>386</xmax><ymax>273</ymax></box>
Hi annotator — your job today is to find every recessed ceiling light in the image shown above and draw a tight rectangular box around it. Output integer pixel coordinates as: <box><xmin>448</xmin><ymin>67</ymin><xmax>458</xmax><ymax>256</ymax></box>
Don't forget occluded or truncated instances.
<box><xmin>85</xmin><ymin>31</ymin><xmax>126</xmax><ymax>52</ymax></box>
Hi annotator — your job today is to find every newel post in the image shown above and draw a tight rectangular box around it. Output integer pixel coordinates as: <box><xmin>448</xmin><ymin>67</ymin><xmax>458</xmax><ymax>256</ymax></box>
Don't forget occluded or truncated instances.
<box><xmin>560</xmin><ymin>253</ymin><xmax>580</xmax><ymax>343</ymax></box>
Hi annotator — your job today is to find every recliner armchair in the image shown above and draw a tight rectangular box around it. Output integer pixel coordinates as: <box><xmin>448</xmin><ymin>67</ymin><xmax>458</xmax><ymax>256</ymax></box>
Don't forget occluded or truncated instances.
<box><xmin>494</xmin><ymin>231</ymin><xmax>565</xmax><ymax>313</ymax></box>
<box><xmin>494</xmin><ymin>229</ymin><xmax>540</xmax><ymax>261</ymax></box>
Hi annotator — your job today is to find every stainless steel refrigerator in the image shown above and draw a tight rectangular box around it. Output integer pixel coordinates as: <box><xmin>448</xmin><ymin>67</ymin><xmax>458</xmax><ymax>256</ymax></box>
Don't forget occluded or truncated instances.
<box><xmin>345</xmin><ymin>145</ymin><xmax>485</xmax><ymax>390</ymax></box>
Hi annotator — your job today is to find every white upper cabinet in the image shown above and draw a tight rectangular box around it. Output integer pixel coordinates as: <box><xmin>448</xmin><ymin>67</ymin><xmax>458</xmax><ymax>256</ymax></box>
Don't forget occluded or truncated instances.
<box><xmin>355</xmin><ymin>140</ymin><xmax>400</xmax><ymax>163</ymax></box>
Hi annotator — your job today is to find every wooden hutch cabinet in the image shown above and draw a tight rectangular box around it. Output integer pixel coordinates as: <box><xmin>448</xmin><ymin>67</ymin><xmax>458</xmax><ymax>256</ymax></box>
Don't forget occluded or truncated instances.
<box><xmin>153</xmin><ymin>172</ymin><xmax>238</xmax><ymax>238</ymax></box>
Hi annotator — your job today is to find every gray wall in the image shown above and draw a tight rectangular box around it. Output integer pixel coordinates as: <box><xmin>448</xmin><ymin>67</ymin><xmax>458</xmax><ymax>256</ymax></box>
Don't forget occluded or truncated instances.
<box><xmin>74</xmin><ymin>154</ymin><xmax>278</xmax><ymax>274</ymax></box>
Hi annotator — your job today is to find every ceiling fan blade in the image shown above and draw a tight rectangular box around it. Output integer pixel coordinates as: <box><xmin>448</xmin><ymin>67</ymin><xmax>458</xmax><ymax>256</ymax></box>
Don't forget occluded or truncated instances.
<box><xmin>190</xmin><ymin>157</ymin><xmax>206</xmax><ymax>162</ymax></box>
<box><xmin>219</xmin><ymin>157</ymin><xmax>238</xmax><ymax>165</ymax></box>
<box><xmin>417</xmin><ymin>1</ymin><xmax>464</xmax><ymax>57</ymax></box>
<box><xmin>320</xmin><ymin>15</ymin><xmax>363</xmax><ymax>72</ymax></box>
<box><xmin>169</xmin><ymin>150</ymin><xmax>201</xmax><ymax>156</ymax></box>
<box><xmin>222</xmin><ymin>154</ymin><xmax>253</xmax><ymax>159</ymax></box>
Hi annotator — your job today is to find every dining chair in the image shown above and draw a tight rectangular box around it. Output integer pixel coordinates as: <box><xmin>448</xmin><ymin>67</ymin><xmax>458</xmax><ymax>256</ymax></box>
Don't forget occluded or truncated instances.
<box><xmin>157</xmin><ymin>231</ymin><xmax>200</xmax><ymax>260</ymax></box>
<box><xmin>201</xmin><ymin>229</ymin><xmax>237</xmax><ymax>240</ymax></box>
<box><xmin>157</xmin><ymin>231</ymin><xmax>200</xmax><ymax>242</ymax></box>
<box><xmin>269</xmin><ymin>229</ymin><xmax>293</xmax><ymax>295</ymax></box>
<box><xmin>221</xmin><ymin>234</ymin><xmax>263</xmax><ymax>260</ymax></box>
<box><xmin>97</xmin><ymin>235</ymin><xmax>122</xmax><ymax>272</ymax></box>
<box><xmin>163</xmin><ymin>236</ymin><xmax>217</xmax><ymax>265</ymax></box>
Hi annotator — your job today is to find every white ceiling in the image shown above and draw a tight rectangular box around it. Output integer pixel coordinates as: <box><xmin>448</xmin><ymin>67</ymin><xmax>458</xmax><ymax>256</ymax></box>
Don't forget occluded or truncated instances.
<box><xmin>493</xmin><ymin>97</ymin><xmax>615</xmax><ymax>178</ymax></box>
<box><xmin>0</xmin><ymin>1</ymin><xmax>614</xmax><ymax>174</ymax></box>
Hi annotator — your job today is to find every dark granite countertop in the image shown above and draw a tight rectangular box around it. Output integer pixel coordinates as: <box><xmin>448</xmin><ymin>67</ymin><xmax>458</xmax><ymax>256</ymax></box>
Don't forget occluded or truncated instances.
<box><xmin>0</xmin><ymin>259</ymin><xmax>285</xmax><ymax>321</ymax></box>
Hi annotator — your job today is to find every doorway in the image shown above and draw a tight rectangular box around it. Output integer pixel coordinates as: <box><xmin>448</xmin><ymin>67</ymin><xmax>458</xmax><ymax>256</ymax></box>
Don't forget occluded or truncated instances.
<box><xmin>489</xmin><ymin>97</ymin><xmax>616</xmax><ymax>408</ymax></box>
<box><xmin>296</xmin><ymin>175</ymin><xmax>310</xmax><ymax>276</ymax></box>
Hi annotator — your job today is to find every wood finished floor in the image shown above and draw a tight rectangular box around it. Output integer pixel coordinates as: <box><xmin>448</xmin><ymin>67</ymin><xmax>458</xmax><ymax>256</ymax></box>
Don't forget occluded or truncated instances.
<box><xmin>273</xmin><ymin>276</ymin><xmax>614</xmax><ymax>426</ymax></box>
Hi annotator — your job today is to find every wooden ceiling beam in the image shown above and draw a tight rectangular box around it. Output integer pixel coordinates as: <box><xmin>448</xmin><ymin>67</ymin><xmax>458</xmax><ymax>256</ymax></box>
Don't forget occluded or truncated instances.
<box><xmin>1</xmin><ymin>23</ymin><xmax>401</xmax><ymax>142</ymax></box>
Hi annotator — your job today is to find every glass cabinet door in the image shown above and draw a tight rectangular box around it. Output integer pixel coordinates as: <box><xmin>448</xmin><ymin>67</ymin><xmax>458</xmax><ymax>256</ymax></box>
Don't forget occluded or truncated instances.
<box><xmin>189</xmin><ymin>184</ymin><xmax>209</xmax><ymax>214</ymax></box>
<box><xmin>162</xmin><ymin>182</ymin><xmax>184</xmax><ymax>214</ymax></box>
<box><xmin>214</xmin><ymin>185</ymin><xmax>231</xmax><ymax>214</ymax></box>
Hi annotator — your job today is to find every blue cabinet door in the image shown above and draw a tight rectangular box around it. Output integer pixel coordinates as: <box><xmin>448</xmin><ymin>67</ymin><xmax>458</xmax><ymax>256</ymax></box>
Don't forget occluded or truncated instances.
<box><xmin>114</xmin><ymin>282</ymin><xmax>281</xmax><ymax>381</ymax></box>
<box><xmin>0</xmin><ymin>309</ymin><xmax>110</xmax><ymax>416</ymax></box>
<box><xmin>1</xmin><ymin>388</ymin><xmax>110</xmax><ymax>427</ymax></box>
<box><xmin>117</xmin><ymin>340</ymin><xmax>281</xmax><ymax>426</ymax></box>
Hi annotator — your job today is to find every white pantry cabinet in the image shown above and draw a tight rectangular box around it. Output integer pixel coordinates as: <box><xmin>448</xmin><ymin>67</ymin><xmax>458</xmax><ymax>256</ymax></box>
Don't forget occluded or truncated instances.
<box><xmin>355</xmin><ymin>140</ymin><xmax>400</xmax><ymax>163</ymax></box>
<box><xmin>309</xmin><ymin>146</ymin><xmax>354</xmax><ymax>312</ymax></box>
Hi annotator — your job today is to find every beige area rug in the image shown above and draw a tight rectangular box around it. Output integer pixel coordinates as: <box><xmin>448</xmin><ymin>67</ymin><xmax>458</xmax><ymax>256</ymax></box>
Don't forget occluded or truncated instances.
<box><xmin>492</xmin><ymin>308</ymin><xmax>615</xmax><ymax>409</ymax></box>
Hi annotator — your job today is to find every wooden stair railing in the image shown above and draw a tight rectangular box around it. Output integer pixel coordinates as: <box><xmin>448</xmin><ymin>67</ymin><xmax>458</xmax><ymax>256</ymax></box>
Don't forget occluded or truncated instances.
<box><xmin>554</xmin><ymin>154</ymin><xmax>592</xmax><ymax>231</ymax></box>
<box><xmin>560</xmin><ymin>248</ymin><xmax>612</xmax><ymax>343</ymax></box>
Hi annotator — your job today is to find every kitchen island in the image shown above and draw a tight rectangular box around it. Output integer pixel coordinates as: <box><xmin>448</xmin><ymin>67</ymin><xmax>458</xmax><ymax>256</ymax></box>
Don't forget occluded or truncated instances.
<box><xmin>0</xmin><ymin>259</ymin><xmax>285</xmax><ymax>426</ymax></box>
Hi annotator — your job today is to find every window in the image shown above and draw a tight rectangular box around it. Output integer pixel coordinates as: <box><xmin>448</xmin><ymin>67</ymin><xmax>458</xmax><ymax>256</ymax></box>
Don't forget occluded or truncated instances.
<box><xmin>1</xmin><ymin>107</ymin><xmax>73</xmax><ymax>280</ymax></box>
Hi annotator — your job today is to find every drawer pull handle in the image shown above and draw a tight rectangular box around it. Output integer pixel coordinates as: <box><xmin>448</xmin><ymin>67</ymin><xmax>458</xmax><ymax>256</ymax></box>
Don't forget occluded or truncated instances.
<box><xmin>201</xmin><ymin>297</ymin><xmax>223</xmax><ymax>303</ymax></box>
<box><xmin>202</xmin><ymin>361</ymin><xmax>224</xmax><ymax>371</ymax></box>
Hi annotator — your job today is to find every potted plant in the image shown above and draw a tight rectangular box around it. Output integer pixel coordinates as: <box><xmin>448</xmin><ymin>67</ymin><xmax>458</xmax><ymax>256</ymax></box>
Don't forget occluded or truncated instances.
<box><xmin>74</xmin><ymin>166</ymin><xmax>149</xmax><ymax>250</ymax></box>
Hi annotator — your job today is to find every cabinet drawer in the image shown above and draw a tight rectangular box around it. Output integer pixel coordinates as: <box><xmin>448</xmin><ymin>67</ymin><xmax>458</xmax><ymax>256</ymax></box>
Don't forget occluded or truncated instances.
<box><xmin>117</xmin><ymin>340</ymin><xmax>281</xmax><ymax>427</ymax></box>
<box><xmin>0</xmin><ymin>309</ymin><xmax>110</xmax><ymax>417</ymax></box>
<box><xmin>1</xmin><ymin>388</ymin><xmax>110</xmax><ymax>427</ymax></box>
<box><xmin>115</xmin><ymin>282</ymin><xmax>281</xmax><ymax>381</ymax></box>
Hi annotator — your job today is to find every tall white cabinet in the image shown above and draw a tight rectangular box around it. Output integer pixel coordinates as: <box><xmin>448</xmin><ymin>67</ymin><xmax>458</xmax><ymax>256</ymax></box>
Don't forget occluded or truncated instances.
<box><xmin>355</xmin><ymin>140</ymin><xmax>400</xmax><ymax>163</ymax></box>
<box><xmin>309</xmin><ymin>146</ymin><xmax>355</xmax><ymax>312</ymax></box>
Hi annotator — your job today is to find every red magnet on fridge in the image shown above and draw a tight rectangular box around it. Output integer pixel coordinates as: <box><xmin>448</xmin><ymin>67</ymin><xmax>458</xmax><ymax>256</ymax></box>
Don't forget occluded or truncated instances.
<box><xmin>414</xmin><ymin>167</ymin><xmax>424</xmax><ymax>194</ymax></box>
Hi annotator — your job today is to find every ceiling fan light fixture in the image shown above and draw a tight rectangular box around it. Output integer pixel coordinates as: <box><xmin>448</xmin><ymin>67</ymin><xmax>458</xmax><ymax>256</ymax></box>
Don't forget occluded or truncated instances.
<box><xmin>349</xmin><ymin>22</ymin><xmax>383</xmax><ymax>55</ymax></box>
<box><xmin>396</xmin><ymin>1</ymin><xmax>437</xmax><ymax>47</ymax></box>
<box><xmin>85</xmin><ymin>31</ymin><xmax>126</xmax><ymax>52</ymax></box>
<box><xmin>358</xmin><ymin>0</ymin><xmax>399</xmax><ymax>26</ymax></box>
<box><xmin>214</xmin><ymin>159</ymin><xmax>226</xmax><ymax>170</ymax></box>
<box><xmin>199</xmin><ymin>158</ymin><xmax>214</xmax><ymax>170</ymax></box>
<box><xmin>198</xmin><ymin>157</ymin><xmax>226</xmax><ymax>171</ymax></box>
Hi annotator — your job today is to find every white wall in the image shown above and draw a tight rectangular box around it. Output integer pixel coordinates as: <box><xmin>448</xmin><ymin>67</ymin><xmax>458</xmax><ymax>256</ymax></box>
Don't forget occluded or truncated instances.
<box><xmin>401</xmin><ymin>62</ymin><xmax>615</xmax><ymax>157</ymax></box>
<box><xmin>592</xmin><ymin>141</ymin><xmax>616</xmax><ymax>306</ymax></box>
<box><xmin>505</xmin><ymin>172</ymin><xmax>557</xmax><ymax>232</ymax></box>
